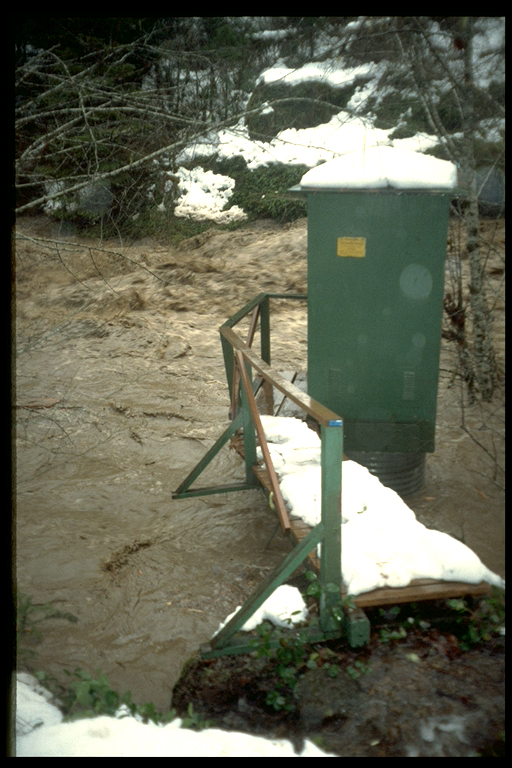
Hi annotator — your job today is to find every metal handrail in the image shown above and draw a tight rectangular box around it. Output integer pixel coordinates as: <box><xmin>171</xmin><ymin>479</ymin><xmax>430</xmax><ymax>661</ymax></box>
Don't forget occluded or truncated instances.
<box><xmin>220</xmin><ymin>323</ymin><xmax>342</xmax><ymax>427</ymax></box>
<box><xmin>174</xmin><ymin>291</ymin><xmax>346</xmax><ymax>653</ymax></box>
<box><xmin>219</xmin><ymin>291</ymin><xmax>342</xmax><ymax>427</ymax></box>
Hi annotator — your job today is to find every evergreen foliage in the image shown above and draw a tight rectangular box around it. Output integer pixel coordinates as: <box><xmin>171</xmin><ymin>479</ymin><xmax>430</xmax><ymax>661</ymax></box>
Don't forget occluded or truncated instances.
<box><xmin>15</xmin><ymin>16</ymin><xmax>504</xmax><ymax>233</ymax></box>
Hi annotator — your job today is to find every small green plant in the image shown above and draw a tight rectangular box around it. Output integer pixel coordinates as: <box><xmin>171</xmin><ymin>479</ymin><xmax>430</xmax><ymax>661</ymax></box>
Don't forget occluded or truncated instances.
<box><xmin>180</xmin><ymin>702</ymin><xmax>216</xmax><ymax>731</ymax></box>
<box><xmin>304</xmin><ymin>569</ymin><xmax>354</xmax><ymax>627</ymax></box>
<box><xmin>445</xmin><ymin>588</ymin><xmax>505</xmax><ymax>649</ymax></box>
<box><xmin>248</xmin><ymin>574</ymin><xmax>366</xmax><ymax>711</ymax></box>
<box><xmin>61</xmin><ymin>668</ymin><xmax>134</xmax><ymax>721</ymax></box>
<box><xmin>379</xmin><ymin>626</ymin><xmax>408</xmax><ymax>644</ymax></box>
<box><xmin>220</xmin><ymin>162</ymin><xmax>308</xmax><ymax>222</ymax></box>
<box><xmin>324</xmin><ymin>662</ymin><xmax>341</xmax><ymax>678</ymax></box>
<box><xmin>34</xmin><ymin>667</ymin><xmax>216</xmax><ymax>730</ymax></box>
<box><xmin>370</xmin><ymin>590</ymin><xmax>505</xmax><ymax>651</ymax></box>
<box><xmin>303</xmin><ymin>569</ymin><xmax>323</xmax><ymax>599</ymax></box>
<box><xmin>346</xmin><ymin>660</ymin><xmax>371</xmax><ymax>680</ymax></box>
<box><xmin>252</xmin><ymin>620</ymin><xmax>310</xmax><ymax>712</ymax></box>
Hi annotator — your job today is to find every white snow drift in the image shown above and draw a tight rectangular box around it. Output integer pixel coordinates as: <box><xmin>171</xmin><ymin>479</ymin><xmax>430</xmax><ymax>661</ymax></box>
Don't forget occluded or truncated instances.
<box><xmin>15</xmin><ymin>672</ymin><xmax>334</xmax><ymax>757</ymax></box>
<box><xmin>256</xmin><ymin>416</ymin><xmax>505</xmax><ymax>597</ymax></box>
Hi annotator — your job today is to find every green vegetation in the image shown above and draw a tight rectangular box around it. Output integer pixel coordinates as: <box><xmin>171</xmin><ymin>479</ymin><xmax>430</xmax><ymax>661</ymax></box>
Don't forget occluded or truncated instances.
<box><xmin>246</xmin><ymin>580</ymin><xmax>504</xmax><ymax>712</ymax></box>
<box><xmin>70</xmin><ymin>157</ymin><xmax>307</xmax><ymax>242</ymax></box>
<box><xmin>379</xmin><ymin>625</ymin><xmax>408</xmax><ymax>643</ymax></box>
<box><xmin>194</xmin><ymin>156</ymin><xmax>308</xmax><ymax>223</ymax></box>
<box><xmin>15</xmin><ymin>17</ymin><xmax>504</xmax><ymax>250</ymax></box>
<box><xmin>444</xmin><ymin>589</ymin><xmax>505</xmax><ymax>649</ymax></box>
<box><xmin>179</xmin><ymin>702</ymin><xmax>216</xmax><ymax>731</ymax></box>
<box><xmin>117</xmin><ymin>206</ymin><xmax>220</xmax><ymax>244</ymax></box>
<box><xmin>248</xmin><ymin>572</ymin><xmax>363</xmax><ymax>712</ymax></box>
<box><xmin>32</xmin><ymin>667</ymin><xmax>177</xmax><ymax>725</ymax></box>
<box><xmin>16</xmin><ymin>584</ymin><xmax>504</xmax><ymax>729</ymax></box>
<box><xmin>226</xmin><ymin>166</ymin><xmax>306</xmax><ymax>223</ymax></box>
<box><xmin>24</xmin><ymin>664</ymin><xmax>216</xmax><ymax>729</ymax></box>
<box><xmin>371</xmin><ymin>587</ymin><xmax>505</xmax><ymax>650</ymax></box>
<box><xmin>256</xmin><ymin>620</ymin><xmax>311</xmax><ymax>710</ymax></box>
<box><xmin>346</xmin><ymin>660</ymin><xmax>371</xmax><ymax>679</ymax></box>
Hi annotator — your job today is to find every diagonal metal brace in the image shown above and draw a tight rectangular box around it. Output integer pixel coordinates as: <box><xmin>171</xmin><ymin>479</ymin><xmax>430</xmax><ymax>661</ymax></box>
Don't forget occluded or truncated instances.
<box><xmin>172</xmin><ymin>410</ymin><xmax>254</xmax><ymax>498</ymax></box>
<box><xmin>208</xmin><ymin>521</ymin><xmax>325</xmax><ymax>652</ymax></box>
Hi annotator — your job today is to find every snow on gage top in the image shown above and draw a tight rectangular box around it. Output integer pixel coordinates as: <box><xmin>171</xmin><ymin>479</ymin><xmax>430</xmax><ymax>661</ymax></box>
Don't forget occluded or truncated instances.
<box><xmin>299</xmin><ymin>145</ymin><xmax>458</xmax><ymax>190</ymax></box>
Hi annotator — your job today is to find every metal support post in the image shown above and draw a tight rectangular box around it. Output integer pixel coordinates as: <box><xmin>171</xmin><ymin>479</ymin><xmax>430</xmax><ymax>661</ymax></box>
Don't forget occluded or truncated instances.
<box><xmin>319</xmin><ymin>420</ymin><xmax>344</xmax><ymax>632</ymax></box>
<box><xmin>239</xmin><ymin>359</ymin><xmax>259</xmax><ymax>487</ymax></box>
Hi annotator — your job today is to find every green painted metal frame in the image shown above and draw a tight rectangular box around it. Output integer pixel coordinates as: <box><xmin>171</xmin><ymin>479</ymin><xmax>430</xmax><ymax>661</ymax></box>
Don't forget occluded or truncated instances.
<box><xmin>172</xmin><ymin>409</ymin><xmax>256</xmax><ymax>498</ymax></box>
<box><xmin>173</xmin><ymin>292</ymin><xmax>358</xmax><ymax>655</ymax></box>
<box><xmin>173</xmin><ymin>293</ymin><xmax>306</xmax><ymax>500</ymax></box>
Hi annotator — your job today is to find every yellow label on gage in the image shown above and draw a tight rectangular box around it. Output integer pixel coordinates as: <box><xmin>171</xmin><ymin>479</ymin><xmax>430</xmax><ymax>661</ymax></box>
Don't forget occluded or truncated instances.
<box><xmin>337</xmin><ymin>237</ymin><xmax>366</xmax><ymax>258</ymax></box>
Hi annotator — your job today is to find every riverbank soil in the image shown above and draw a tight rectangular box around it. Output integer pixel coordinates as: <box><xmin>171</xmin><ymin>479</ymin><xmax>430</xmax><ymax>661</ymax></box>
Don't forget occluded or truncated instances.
<box><xmin>14</xmin><ymin>214</ymin><xmax>504</xmax><ymax>755</ymax></box>
<box><xmin>172</xmin><ymin>616</ymin><xmax>505</xmax><ymax>757</ymax></box>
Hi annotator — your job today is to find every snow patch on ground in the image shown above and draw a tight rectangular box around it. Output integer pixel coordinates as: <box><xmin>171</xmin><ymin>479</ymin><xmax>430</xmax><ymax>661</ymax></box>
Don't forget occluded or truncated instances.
<box><xmin>15</xmin><ymin>673</ymin><xmax>335</xmax><ymax>757</ymax></box>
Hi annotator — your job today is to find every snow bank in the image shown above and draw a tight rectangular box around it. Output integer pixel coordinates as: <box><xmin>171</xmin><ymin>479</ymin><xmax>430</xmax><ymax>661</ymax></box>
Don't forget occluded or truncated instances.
<box><xmin>16</xmin><ymin>672</ymin><xmax>64</xmax><ymax>736</ymax></box>
<box><xmin>173</xmin><ymin>126</ymin><xmax>455</xmax><ymax>219</ymax></box>
<box><xmin>257</xmin><ymin>60</ymin><xmax>377</xmax><ymax>89</ymax></box>
<box><xmin>15</xmin><ymin>674</ymin><xmax>335</xmax><ymax>757</ymax></box>
<box><xmin>174</xmin><ymin>166</ymin><xmax>247</xmax><ymax>223</ymax></box>
<box><xmin>214</xmin><ymin>584</ymin><xmax>308</xmax><ymax>636</ymax></box>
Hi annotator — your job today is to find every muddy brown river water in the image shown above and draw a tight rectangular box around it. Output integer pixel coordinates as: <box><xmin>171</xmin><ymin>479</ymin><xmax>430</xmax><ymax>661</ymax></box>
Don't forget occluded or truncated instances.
<box><xmin>14</xmin><ymin>214</ymin><xmax>504</xmax><ymax>715</ymax></box>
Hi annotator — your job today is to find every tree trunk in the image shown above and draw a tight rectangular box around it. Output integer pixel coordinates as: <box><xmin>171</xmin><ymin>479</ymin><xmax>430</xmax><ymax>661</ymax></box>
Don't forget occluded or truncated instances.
<box><xmin>461</xmin><ymin>19</ymin><xmax>498</xmax><ymax>401</ymax></box>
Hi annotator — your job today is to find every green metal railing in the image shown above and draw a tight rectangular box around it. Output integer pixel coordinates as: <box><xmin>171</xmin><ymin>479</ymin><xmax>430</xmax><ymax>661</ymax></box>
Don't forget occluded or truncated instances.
<box><xmin>173</xmin><ymin>293</ymin><xmax>369</xmax><ymax>655</ymax></box>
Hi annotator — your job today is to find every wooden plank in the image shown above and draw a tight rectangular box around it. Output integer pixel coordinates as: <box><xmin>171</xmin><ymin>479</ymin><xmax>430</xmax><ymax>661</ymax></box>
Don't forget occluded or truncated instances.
<box><xmin>230</xmin><ymin>306</ymin><xmax>261</xmax><ymax>419</ymax></box>
<box><xmin>235</xmin><ymin>350</ymin><xmax>290</xmax><ymax>532</ymax></box>
<box><xmin>246</xmin><ymin>305</ymin><xmax>260</xmax><ymax>347</ymax></box>
<box><xmin>349</xmin><ymin>579</ymin><xmax>491</xmax><ymax>607</ymax></box>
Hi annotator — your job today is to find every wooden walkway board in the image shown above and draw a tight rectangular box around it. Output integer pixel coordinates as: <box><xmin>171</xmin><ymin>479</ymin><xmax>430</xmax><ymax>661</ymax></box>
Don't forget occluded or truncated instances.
<box><xmin>231</xmin><ymin>432</ymin><xmax>492</xmax><ymax>607</ymax></box>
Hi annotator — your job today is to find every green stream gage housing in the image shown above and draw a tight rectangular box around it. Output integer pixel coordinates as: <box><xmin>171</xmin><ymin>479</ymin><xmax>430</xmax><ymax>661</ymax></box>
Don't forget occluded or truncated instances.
<box><xmin>290</xmin><ymin>147</ymin><xmax>466</xmax><ymax>494</ymax></box>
